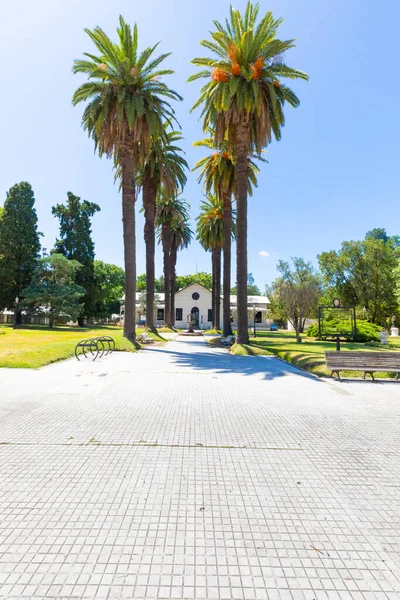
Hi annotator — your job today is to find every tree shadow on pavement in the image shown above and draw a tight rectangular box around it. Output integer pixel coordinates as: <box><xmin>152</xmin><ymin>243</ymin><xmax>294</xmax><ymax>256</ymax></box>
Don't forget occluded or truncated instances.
<box><xmin>144</xmin><ymin>345</ymin><xmax>321</xmax><ymax>382</ymax></box>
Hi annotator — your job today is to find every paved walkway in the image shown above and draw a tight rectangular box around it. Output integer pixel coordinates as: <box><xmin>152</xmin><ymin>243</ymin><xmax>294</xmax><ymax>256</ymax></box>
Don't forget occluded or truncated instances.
<box><xmin>0</xmin><ymin>336</ymin><xmax>400</xmax><ymax>599</ymax></box>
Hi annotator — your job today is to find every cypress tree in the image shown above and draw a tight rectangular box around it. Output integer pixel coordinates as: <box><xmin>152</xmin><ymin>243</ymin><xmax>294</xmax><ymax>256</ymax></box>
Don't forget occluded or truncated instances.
<box><xmin>52</xmin><ymin>192</ymin><xmax>100</xmax><ymax>326</ymax></box>
<box><xmin>0</xmin><ymin>182</ymin><xmax>41</xmax><ymax>325</ymax></box>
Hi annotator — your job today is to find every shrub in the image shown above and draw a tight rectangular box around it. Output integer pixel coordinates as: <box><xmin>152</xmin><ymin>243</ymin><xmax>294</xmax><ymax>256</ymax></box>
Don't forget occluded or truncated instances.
<box><xmin>305</xmin><ymin>323</ymin><xmax>319</xmax><ymax>337</ymax></box>
<box><xmin>306</xmin><ymin>320</ymin><xmax>382</xmax><ymax>342</ymax></box>
<box><xmin>354</xmin><ymin>321</ymin><xmax>382</xmax><ymax>342</ymax></box>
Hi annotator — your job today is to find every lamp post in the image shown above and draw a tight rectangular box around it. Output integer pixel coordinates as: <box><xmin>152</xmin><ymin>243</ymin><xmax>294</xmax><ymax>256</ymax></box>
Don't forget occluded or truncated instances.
<box><xmin>333</xmin><ymin>298</ymin><xmax>340</xmax><ymax>351</ymax></box>
<box><xmin>13</xmin><ymin>296</ymin><xmax>20</xmax><ymax>329</ymax></box>
<box><xmin>253</xmin><ymin>303</ymin><xmax>256</xmax><ymax>338</ymax></box>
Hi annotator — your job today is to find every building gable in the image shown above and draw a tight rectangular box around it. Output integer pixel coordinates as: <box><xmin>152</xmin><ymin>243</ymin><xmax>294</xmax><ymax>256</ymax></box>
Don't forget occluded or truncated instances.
<box><xmin>175</xmin><ymin>281</ymin><xmax>212</xmax><ymax>298</ymax></box>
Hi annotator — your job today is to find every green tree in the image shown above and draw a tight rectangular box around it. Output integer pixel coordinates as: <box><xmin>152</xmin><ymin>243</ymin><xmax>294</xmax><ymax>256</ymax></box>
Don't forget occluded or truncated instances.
<box><xmin>136</xmin><ymin>273</ymin><xmax>147</xmax><ymax>292</ymax></box>
<box><xmin>52</xmin><ymin>192</ymin><xmax>100</xmax><ymax>325</ymax></box>
<box><xmin>137</xmin><ymin>290</ymin><xmax>161</xmax><ymax>321</ymax></box>
<box><xmin>0</xmin><ymin>182</ymin><xmax>41</xmax><ymax>326</ymax></box>
<box><xmin>175</xmin><ymin>272</ymin><xmax>213</xmax><ymax>291</ymax></box>
<box><xmin>366</xmin><ymin>228</ymin><xmax>389</xmax><ymax>243</ymax></box>
<box><xmin>93</xmin><ymin>260</ymin><xmax>124</xmax><ymax>319</ymax></box>
<box><xmin>189</xmin><ymin>2</ymin><xmax>308</xmax><ymax>343</ymax></box>
<box><xmin>22</xmin><ymin>254</ymin><xmax>84</xmax><ymax>328</ymax></box>
<box><xmin>268</xmin><ymin>258</ymin><xmax>322</xmax><ymax>342</ymax></box>
<box><xmin>318</xmin><ymin>234</ymin><xmax>399</xmax><ymax>325</ymax></box>
<box><xmin>136</xmin><ymin>273</ymin><xmax>164</xmax><ymax>293</ymax></box>
<box><xmin>196</xmin><ymin>196</ymin><xmax>224</xmax><ymax>329</ymax></box>
<box><xmin>141</xmin><ymin>128</ymin><xmax>188</xmax><ymax>332</ymax></box>
<box><xmin>168</xmin><ymin>219</ymin><xmax>193</xmax><ymax>327</ymax></box>
<box><xmin>194</xmin><ymin>130</ymin><xmax>261</xmax><ymax>336</ymax></box>
<box><xmin>395</xmin><ymin>260</ymin><xmax>400</xmax><ymax>314</ymax></box>
<box><xmin>230</xmin><ymin>273</ymin><xmax>261</xmax><ymax>295</ymax></box>
<box><xmin>156</xmin><ymin>275</ymin><xmax>165</xmax><ymax>293</ymax></box>
<box><xmin>156</xmin><ymin>192</ymin><xmax>190</xmax><ymax>327</ymax></box>
<box><xmin>73</xmin><ymin>16</ymin><xmax>181</xmax><ymax>344</ymax></box>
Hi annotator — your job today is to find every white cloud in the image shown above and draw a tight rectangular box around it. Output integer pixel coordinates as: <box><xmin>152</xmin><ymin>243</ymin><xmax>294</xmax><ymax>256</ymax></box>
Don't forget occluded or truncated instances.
<box><xmin>258</xmin><ymin>250</ymin><xmax>269</xmax><ymax>258</ymax></box>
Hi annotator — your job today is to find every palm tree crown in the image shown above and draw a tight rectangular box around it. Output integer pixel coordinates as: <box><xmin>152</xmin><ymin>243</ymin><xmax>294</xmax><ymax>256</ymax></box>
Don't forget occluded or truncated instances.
<box><xmin>72</xmin><ymin>16</ymin><xmax>182</xmax><ymax>342</ymax></box>
<box><xmin>196</xmin><ymin>196</ymin><xmax>224</xmax><ymax>251</ymax></box>
<box><xmin>170</xmin><ymin>218</ymin><xmax>194</xmax><ymax>252</ymax></box>
<box><xmin>189</xmin><ymin>3</ymin><xmax>308</xmax><ymax>152</ymax></box>
<box><xmin>156</xmin><ymin>191</ymin><xmax>190</xmax><ymax>228</ymax></box>
<box><xmin>193</xmin><ymin>131</ymin><xmax>263</xmax><ymax>197</ymax></box>
<box><xmin>73</xmin><ymin>15</ymin><xmax>181</xmax><ymax>160</ymax></box>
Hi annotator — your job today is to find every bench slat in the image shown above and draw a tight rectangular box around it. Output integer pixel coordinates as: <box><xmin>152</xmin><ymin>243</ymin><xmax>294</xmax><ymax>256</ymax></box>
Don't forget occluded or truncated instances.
<box><xmin>324</xmin><ymin>351</ymin><xmax>400</xmax><ymax>379</ymax></box>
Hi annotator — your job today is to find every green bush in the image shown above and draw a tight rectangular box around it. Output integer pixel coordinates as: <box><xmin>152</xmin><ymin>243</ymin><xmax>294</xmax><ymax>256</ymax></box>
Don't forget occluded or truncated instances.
<box><xmin>305</xmin><ymin>323</ymin><xmax>319</xmax><ymax>337</ymax></box>
<box><xmin>306</xmin><ymin>320</ymin><xmax>382</xmax><ymax>342</ymax></box>
<box><xmin>354</xmin><ymin>321</ymin><xmax>382</xmax><ymax>342</ymax></box>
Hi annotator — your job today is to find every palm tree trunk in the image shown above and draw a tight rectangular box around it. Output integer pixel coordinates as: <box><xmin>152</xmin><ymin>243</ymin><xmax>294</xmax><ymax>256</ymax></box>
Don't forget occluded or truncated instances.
<box><xmin>15</xmin><ymin>309</ymin><xmax>22</xmax><ymax>327</ymax></box>
<box><xmin>235</xmin><ymin>118</ymin><xmax>250</xmax><ymax>344</ymax></box>
<box><xmin>162</xmin><ymin>223</ymin><xmax>170</xmax><ymax>329</ymax></box>
<box><xmin>169</xmin><ymin>246</ymin><xmax>177</xmax><ymax>328</ymax></box>
<box><xmin>223</xmin><ymin>191</ymin><xmax>233</xmax><ymax>337</ymax></box>
<box><xmin>121</xmin><ymin>139</ymin><xmax>139</xmax><ymax>347</ymax></box>
<box><xmin>215</xmin><ymin>247</ymin><xmax>221</xmax><ymax>330</ymax></box>
<box><xmin>211</xmin><ymin>249</ymin><xmax>216</xmax><ymax>329</ymax></box>
<box><xmin>143</xmin><ymin>167</ymin><xmax>158</xmax><ymax>334</ymax></box>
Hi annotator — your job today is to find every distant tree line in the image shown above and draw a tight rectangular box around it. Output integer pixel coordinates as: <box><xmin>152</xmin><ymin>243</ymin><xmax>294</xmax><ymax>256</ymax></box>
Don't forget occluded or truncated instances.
<box><xmin>0</xmin><ymin>182</ymin><xmax>125</xmax><ymax>327</ymax></box>
<box><xmin>0</xmin><ymin>182</ymin><xmax>222</xmax><ymax>328</ymax></box>
<box><xmin>268</xmin><ymin>228</ymin><xmax>400</xmax><ymax>342</ymax></box>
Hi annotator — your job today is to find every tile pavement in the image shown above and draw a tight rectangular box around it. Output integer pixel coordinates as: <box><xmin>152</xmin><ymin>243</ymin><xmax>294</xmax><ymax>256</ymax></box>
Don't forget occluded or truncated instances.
<box><xmin>0</xmin><ymin>336</ymin><xmax>399</xmax><ymax>599</ymax></box>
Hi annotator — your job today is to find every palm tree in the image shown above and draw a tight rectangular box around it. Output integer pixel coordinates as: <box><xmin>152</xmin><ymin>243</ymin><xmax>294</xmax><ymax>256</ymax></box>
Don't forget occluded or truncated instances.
<box><xmin>194</xmin><ymin>131</ymin><xmax>262</xmax><ymax>336</ymax></box>
<box><xmin>169</xmin><ymin>219</ymin><xmax>193</xmax><ymax>328</ymax></box>
<box><xmin>189</xmin><ymin>2</ymin><xmax>308</xmax><ymax>343</ymax></box>
<box><xmin>156</xmin><ymin>192</ymin><xmax>190</xmax><ymax>328</ymax></box>
<box><xmin>196</xmin><ymin>196</ymin><xmax>224</xmax><ymax>330</ymax></box>
<box><xmin>141</xmin><ymin>127</ymin><xmax>188</xmax><ymax>332</ymax></box>
<box><xmin>72</xmin><ymin>16</ymin><xmax>181</xmax><ymax>343</ymax></box>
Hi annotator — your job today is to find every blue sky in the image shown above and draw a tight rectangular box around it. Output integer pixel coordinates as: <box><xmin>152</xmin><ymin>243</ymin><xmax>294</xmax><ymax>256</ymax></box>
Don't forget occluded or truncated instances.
<box><xmin>1</xmin><ymin>0</ymin><xmax>399</xmax><ymax>292</ymax></box>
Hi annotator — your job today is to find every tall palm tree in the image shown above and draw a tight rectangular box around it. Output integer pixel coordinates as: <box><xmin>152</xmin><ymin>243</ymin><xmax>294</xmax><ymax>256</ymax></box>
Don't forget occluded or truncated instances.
<box><xmin>196</xmin><ymin>196</ymin><xmax>224</xmax><ymax>330</ymax></box>
<box><xmin>156</xmin><ymin>192</ymin><xmax>190</xmax><ymax>328</ymax></box>
<box><xmin>189</xmin><ymin>2</ymin><xmax>308</xmax><ymax>343</ymax></box>
<box><xmin>72</xmin><ymin>15</ymin><xmax>181</xmax><ymax>343</ymax></box>
<box><xmin>194</xmin><ymin>131</ymin><xmax>262</xmax><ymax>336</ymax></box>
<box><xmin>141</xmin><ymin>127</ymin><xmax>188</xmax><ymax>332</ymax></box>
<box><xmin>169</xmin><ymin>219</ymin><xmax>193</xmax><ymax>328</ymax></box>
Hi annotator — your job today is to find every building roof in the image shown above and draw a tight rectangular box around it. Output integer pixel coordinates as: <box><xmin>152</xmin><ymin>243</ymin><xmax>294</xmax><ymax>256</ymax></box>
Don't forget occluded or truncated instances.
<box><xmin>121</xmin><ymin>284</ymin><xmax>270</xmax><ymax>307</ymax></box>
<box><xmin>175</xmin><ymin>281</ymin><xmax>212</xmax><ymax>295</ymax></box>
<box><xmin>229</xmin><ymin>295</ymin><xmax>270</xmax><ymax>307</ymax></box>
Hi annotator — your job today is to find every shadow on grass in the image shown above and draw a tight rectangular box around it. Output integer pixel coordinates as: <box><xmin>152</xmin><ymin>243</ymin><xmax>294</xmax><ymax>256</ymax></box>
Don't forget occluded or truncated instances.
<box><xmin>143</xmin><ymin>341</ymin><xmax>320</xmax><ymax>382</ymax></box>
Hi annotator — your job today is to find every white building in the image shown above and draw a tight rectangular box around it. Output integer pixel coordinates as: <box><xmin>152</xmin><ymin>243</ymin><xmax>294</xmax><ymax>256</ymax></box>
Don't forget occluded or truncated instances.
<box><xmin>123</xmin><ymin>282</ymin><xmax>270</xmax><ymax>330</ymax></box>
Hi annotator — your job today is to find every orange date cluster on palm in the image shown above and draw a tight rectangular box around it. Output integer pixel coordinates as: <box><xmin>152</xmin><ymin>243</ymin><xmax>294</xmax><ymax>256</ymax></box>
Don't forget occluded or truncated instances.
<box><xmin>211</xmin><ymin>67</ymin><xmax>229</xmax><ymax>83</ymax></box>
<box><xmin>227</xmin><ymin>43</ymin><xmax>242</xmax><ymax>75</ymax></box>
<box><xmin>227</xmin><ymin>43</ymin><xmax>236</xmax><ymax>61</ymax></box>
<box><xmin>250</xmin><ymin>57</ymin><xmax>264</xmax><ymax>80</ymax></box>
<box><xmin>231</xmin><ymin>62</ymin><xmax>241</xmax><ymax>75</ymax></box>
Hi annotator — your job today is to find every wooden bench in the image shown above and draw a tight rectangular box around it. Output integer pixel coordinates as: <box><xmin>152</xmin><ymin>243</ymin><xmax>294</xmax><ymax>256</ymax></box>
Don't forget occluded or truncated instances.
<box><xmin>325</xmin><ymin>351</ymin><xmax>400</xmax><ymax>381</ymax></box>
<box><xmin>137</xmin><ymin>333</ymin><xmax>154</xmax><ymax>345</ymax></box>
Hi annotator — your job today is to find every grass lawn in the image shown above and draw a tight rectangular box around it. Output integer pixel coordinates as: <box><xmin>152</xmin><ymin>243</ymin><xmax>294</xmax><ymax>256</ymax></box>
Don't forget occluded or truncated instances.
<box><xmin>0</xmin><ymin>325</ymin><xmax>163</xmax><ymax>369</ymax></box>
<box><xmin>231</xmin><ymin>330</ymin><xmax>400</xmax><ymax>379</ymax></box>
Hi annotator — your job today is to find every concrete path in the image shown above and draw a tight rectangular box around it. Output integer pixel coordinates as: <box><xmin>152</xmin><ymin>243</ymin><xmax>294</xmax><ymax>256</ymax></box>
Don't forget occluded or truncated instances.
<box><xmin>0</xmin><ymin>336</ymin><xmax>399</xmax><ymax>599</ymax></box>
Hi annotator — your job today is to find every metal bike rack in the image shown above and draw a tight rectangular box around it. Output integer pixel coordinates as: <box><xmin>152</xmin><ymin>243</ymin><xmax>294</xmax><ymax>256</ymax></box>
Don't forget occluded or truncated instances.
<box><xmin>75</xmin><ymin>336</ymin><xmax>115</xmax><ymax>361</ymax></box>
